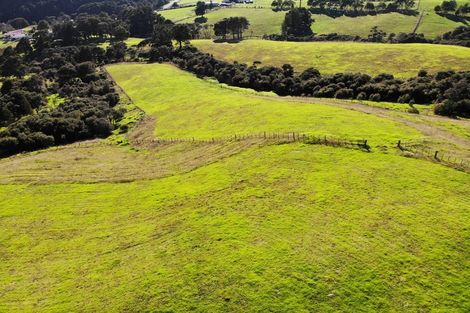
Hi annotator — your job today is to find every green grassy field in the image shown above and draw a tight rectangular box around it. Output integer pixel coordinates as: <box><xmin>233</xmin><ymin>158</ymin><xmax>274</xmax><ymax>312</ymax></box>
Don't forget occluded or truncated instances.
<box><xmin>161</xmin><ymin>7</ymin><xmax>285</xmax><ymax>36</ymax></box>
<box><xmin>312</xmin><ymin>12</ymin><xmax>418</xmax><ymax>37</ymax></box>
<box><xmin>1</xmin><ymin>61</ymin><xmax>469</xmax><ymax>311</ymax></box>
<box><xmin>192</xmin><ymin>39</ymin><xmax>470</xmax><ymax>77</ymax></box>
<box><xmin>106</xmin><ymin>63</ymin><xmax>421</xmax><ymax>142</ymax></box>
<box><xmin>1</xmin><ymin>132</ymin><xmax>469</xmax><ymax>312</ymax></box>
<box><xmin>97</xmin><ymin>37</ymin><xmax>144</xmax><ymax>49</ymax></box>
<box><xmin>0</xmin><ymin>40</ymin><xmax>15</xmax><ymax>50</ymax></box>
<box><xmin>160</xmin><ymin>0</ymin><xmax>469</xmax><ymax>37</ymax></box>
<box><xmin>159</xmin><ymin>6</ymin><xmax>198</xmax><ymax>22</ymax></box>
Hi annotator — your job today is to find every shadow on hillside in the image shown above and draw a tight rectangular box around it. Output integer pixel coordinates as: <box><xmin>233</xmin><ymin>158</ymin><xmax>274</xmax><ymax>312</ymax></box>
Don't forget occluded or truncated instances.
<box><xmin>309</xmin><ymin>8</ymin><xmax>419</xmax><ymax>18</ymax></box>
<box><xmin>436</xmin><ymin>13</ymin><xmax>470</xmax><ymax>25</ymax></box>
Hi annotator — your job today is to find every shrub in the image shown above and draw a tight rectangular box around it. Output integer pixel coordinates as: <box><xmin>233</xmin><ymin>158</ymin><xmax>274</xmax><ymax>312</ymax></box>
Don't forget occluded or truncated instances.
<box><xmin>335</xmin><ymin>88</ymin><xmax>354</xmax><ymax>99</ymax></box>
<box><xmin>356</xmin><ymin>92</ymin><xmax>368</xmax><ymax>100</ymax></box>
<box><xmin>369</xmin><ymin>93</ymin><xmax>381</xmax><ymax>101</ymax></box>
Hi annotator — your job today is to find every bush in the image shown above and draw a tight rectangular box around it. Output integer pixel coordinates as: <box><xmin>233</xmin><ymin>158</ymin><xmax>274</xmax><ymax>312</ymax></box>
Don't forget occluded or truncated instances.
<box><xmin>0</xmin><ymin>136</ymin><xmax>19</xmax><ymax>156</ymax></box>
<box><xmin>335</xmin><ymin>88</ymin><xmax>354</xmax><ymax>99</ymax></box>
<box><xmin>356</xmin><ymin>92</ymin><xmax>367</xmax><ymax>100</ymax></box>
<box><xmin>398</xmin><ymin>94</ymin><xmax>411</xmax><ymax>103</ymax></box>
<box><xmin>434</xmin><ymin>100</ymin><xmax>455</xmax><ymax>116</ymax></box>
<box><xmin>407</xmin><ymin>104</ymin><xmax>420</xmax><ymax>114</ymax></box>
<box><xmin>369</xmin><ymin>93</ymin><xmax>381</xmax><ymax>101</ymax></box>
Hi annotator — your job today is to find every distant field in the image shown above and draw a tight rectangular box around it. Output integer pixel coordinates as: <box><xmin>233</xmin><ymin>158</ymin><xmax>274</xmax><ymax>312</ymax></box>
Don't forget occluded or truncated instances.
<box><xmin>205</xmin><ymin>8</ymin><xmax>284</xmax><ymax>36</ymax></box>
<box><xmin>161</xmin><ymin>7</ymin><xmax>285</xmax><ymax>36</ymax></box>
<box><xmin>160</xmin><ymin>0</ymin><xmax>468</xmax><ymax>37</ymax></box>
<box><xmin>159</xmin><ymin>6</ymin><xmax>197</xmax><ymax>21</ymax></box>
<box><xmin>192</xmin><ymin>39</ymin><xmax>470</xmax><ymax>77</ymax></box>
<box><xmin>312</xmin><ymin>13</ymin><xmax>418</xmax><ymax>37</ymax></box>
<box><xmin>97</xmin><ymin>37</ymin><xmax>144</xmax><ymax>49</ymax></box>
<box><xmin>107</xmin><ymin>63</ymin><xmax>420</xmax><ymax>142</ymax></box>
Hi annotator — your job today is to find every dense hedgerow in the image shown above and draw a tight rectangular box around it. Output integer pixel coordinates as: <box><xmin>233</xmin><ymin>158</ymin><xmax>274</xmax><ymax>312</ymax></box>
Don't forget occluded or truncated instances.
<box><xmin>150</xmin><ymin>46</ymin><xmax>469</xmax><ymax>118</ymax></box>
<box><xmin>265</xmin><ymin>26</ymin><xmax>470</xmax><ymax>47</ymax></box>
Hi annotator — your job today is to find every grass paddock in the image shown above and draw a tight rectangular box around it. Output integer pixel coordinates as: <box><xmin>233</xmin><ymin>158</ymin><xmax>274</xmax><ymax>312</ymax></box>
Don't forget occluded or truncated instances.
<box><xmin>192</xmin><ymin>39</ymin><xmax>470</xmax><ymax>77</ymax></box>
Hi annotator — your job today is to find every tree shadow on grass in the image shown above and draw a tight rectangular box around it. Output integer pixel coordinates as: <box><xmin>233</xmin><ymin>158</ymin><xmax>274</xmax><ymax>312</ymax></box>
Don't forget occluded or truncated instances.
<box><xmin>213</xmin><ymin>38</ymin><xmax>243</xmax><ymax>43</ymax></box>
<box><xmin>436</xmin><ymin>12</ymin><xmax>470</xmax><ymax>25</ymax></box>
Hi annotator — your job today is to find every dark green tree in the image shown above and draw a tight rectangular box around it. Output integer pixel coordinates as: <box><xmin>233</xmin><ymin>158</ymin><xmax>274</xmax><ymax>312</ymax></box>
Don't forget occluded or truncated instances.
<box><xmin>125</xmin><ymin>6</ymin><xmax>155</xmax><ymax>37</ymax></box>
<box><xmin>37</xmin><ymin>20</ymin><xmax>49</xmax><ymax>31</ymax></box>
<box><xmin>195</xmin><ymin>1</ymin><xmax>206</xmax><ymax>17</ymax></box>
<box><xmin>368</xmin><ymin>26</ymin><xmax>386</xmax><ymax>42</ymax></box>
<box><xmin>172</xmin><ymin>24</ymin><xmax>192</xmax><ymax>49</ymax></box>
<box><xmin>441</xmin><ymin>0</ymin><xmax>457</xmax><ymax>13</ymax></box>
<box><xmin>282</xmin><ymin>8</ymin><xmax>314</xmax><ymax>37</ymax></box>
<box><xmin>8</xmin><ymin>17</ymin><xmax>29</xmax><ymax>29</ymax></box>
<box><xmin>1</xmin><ymin>56</ymin><xmax>25</xmax><ymax>77</ymax></box>
<box><xmin>15</xmin><ymin>38</ymin><xmax>33</xmax><ymax>55</ymax></box>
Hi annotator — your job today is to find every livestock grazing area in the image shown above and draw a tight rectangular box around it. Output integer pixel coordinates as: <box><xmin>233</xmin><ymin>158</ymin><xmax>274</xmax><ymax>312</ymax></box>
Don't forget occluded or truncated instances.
<box><xmin>161</xmin><ymin>0</ymin><xmax>470</xmax><ymax>37</ymax></box>
<box><xmin>1</xmin><ymin>62</ymin><xmax>469</xmax><ymax>311</ymax></box>
<box><xmin>192</xmin><ymin>39</ymin><xmax>470</xmax><ymax>77</ymax></box>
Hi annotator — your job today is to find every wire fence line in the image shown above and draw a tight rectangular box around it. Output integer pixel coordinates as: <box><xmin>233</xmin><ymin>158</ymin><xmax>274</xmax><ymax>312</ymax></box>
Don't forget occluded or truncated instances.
<box><xmin>131</xmin><ymin>132</ymin><xmax>371</xmax><ymax>151</ymax></box>
<box><xmin>101</xmin><ymin>69</ymin><xmax>468</xmax><ymax>172</ymax></box>
<box><xmin>130</xmin><ymin>133</ymin><xmax>469</xmax><ymax>172</ymax></box>
<box><xmin>396</xmin><ymin>139</ymin><xmax>470</xmax><ymax>172</ymax></box>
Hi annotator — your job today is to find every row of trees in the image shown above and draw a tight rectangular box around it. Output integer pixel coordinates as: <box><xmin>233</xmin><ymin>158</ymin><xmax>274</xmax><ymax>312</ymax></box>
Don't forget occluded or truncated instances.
<box><xmin>146</xmin><ymin>45</ymin><xmax>469</xmax><ymax>118</ymax></box>
<box><xmin>214</xmin><ymin>17</ymin><xmax>250</xmax><ymax>41</ymax></box>
<box><xmin>438</xmin><ymin>26</ymin><xmax>470</xmax><ymax>46</ymax></box>
<box><xmin>271</xmin><ymin>0</ymin><xmax>296</xmax><ymax>11</ymax></box>
<box><xmin>307</xmin><ymin>0</ymin><xmax>415</xmax><ymax>10</ymax></box>
<box><xmin>267</xmin><ymin>19</ymin><xmax>470</xmax><ymax>47</ymax></box>
<box><xmin>306</xmin><ymin>0</ymin><xmax>416</xmax><ymax>18</ymax></box>
<box><xmin>435</xmin><ymin>1</ymin><xmax>470</xmax><ymax>16</ymax></box>
<box><xmin>21</xmin><ymin>5</ymin><xmax>171</xmax><ymax>47</ymax></box>
<box><xmin>52</xmin><ymin>14</ymin><xmax>130</xmax><ymax>45</ymax></box>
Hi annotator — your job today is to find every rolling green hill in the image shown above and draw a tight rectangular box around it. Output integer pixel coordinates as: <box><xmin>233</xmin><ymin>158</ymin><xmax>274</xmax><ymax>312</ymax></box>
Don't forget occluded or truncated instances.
<box><xmin>1</xmin><ymin>62</ymin><xmax>469</xmax><ymax>312</ymax></box>
<box><xmin>192</xmin><ymin>39</ymin><xmax>470</xmax><ymax>77</ymax></box>
<box><xmin>106</xmin><ymin>63</ymin><xmax>420</xmax><ymax>141</ymax></box>
<box><xmin>160</xmin><ymin>0</ymin><xmax>469</xmax><ymax>37</ymax></box>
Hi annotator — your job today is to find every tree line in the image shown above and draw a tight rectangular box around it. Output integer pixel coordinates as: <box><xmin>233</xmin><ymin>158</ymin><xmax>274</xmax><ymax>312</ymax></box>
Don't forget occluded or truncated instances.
<box><xmin>266</xmin><ymin>8</ymin><xmax>470</xmax><ymax>47</ymax></box>
<box><xmin>147</xmin><ymin>43</ymin><xmax>469</xmax><ymax>118</ymax></box>
<box><xmin>435</xmin><ymin>0</ymin><xmax>470</xmax><ymax>16</ymax></box>
<box><xmin>306</xmin><ymin>0</ymin><xmax>417</xmax><ymax>18</ymax></box>
<box><xmin>0</xmin><ymin>0</ymin><xmax>168</xmax><ymax>24</ymax></box>
<box><xmin>214</xmin><ymin>17</ymin><xmax>250</xmax><ymax>41</ymax></box>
